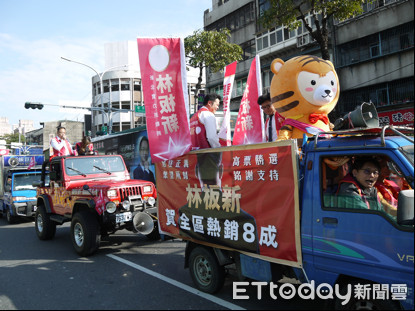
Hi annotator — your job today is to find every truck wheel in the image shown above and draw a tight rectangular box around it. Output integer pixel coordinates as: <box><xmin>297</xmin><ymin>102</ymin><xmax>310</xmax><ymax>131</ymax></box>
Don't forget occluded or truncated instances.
<box><xmin>189</xmin><ymin>246</ymin><xmax>225</xmax><ymax>294</ymax></box>
<box><xmin>35</xmin><ymin>205</ymin><xmax>56</xmax><ymax>240</ymax></box>
<box><xmin>335</xmin><ymin>282</ymin><xmax>401</xmax><ymax>310</ymax></box>
<box><xmin>6</xmin><ymin>207</ymin><xmax>16</xmax><ymax>224</ymax></box>
<box><xmin>71</xmin><ymin>211</ymin><xmax>101</xmax><ymax>257</ymax></box>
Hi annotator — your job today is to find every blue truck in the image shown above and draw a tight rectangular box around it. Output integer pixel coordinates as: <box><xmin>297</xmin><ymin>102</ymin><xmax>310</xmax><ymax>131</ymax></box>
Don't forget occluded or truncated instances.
<box><xmin>0</xmin><ymin>155</ymin><xmax>44</xmax><ymax>223</ymax></box>
<box><xmin>156</xmin><ymin>126</ymin><xmax>414</xmax><ymax>310</ymax></box>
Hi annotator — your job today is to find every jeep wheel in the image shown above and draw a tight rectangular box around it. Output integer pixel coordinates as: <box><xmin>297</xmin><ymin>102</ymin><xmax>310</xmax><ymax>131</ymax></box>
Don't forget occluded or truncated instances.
<box><xmin>35</xmin><ymin>205</ymin><xmax>56</xmax><ymax>240</ymax></box>
<box><xmin>71</xmin><ymin>211</ymin><xmax>101</xmax><ymax>257</ymax></box>
<box><xmin>189</xmin><ymin>246</ymin><xmax>225</xmax><ymax>294</ymax></box>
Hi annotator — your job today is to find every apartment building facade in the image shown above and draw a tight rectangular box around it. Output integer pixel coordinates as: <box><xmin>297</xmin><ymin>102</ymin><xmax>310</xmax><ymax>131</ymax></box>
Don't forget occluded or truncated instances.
<box><xmin>203</xmin><ymin>0</ymin><xmax>414</xmax><ymax>126</ymax></box>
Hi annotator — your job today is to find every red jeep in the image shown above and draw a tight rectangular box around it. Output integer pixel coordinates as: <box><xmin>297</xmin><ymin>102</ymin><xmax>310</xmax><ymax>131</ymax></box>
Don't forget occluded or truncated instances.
<box><xmin>34</xmin><ymin>154</ymin><xmax>158</xmax><ymax>256</ymax></box>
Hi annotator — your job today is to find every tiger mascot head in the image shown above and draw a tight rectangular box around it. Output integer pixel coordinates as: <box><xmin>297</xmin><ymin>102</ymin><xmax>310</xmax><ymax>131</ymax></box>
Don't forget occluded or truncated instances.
<box><xmin>270</xmin><ymin>55</ymin><xmax>339</xmax><ymax>140</ymax></box>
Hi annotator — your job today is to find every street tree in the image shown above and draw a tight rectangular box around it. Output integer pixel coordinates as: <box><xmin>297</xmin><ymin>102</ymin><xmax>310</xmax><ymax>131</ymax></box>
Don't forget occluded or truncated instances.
<box><xmin>260</xmin><ymin>0</ymin><xmax>373</xmax><ymax>60</ymax></box>
<box><xmin>0</xmin><ymin>133</ymin><xmax>25</xmax><ymax>145</ymax></box>
<box><xmin>184</xmin><ymin>28</ymin><xmax>243</xmax><ymax>103</ymax></box>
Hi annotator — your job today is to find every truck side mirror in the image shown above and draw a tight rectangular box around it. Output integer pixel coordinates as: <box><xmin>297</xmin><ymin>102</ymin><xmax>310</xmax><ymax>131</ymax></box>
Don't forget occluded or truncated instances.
<box><xmin>397</xmin><ymin>189</ymin><xmax>414</xmax><ymax>226</ymax></box>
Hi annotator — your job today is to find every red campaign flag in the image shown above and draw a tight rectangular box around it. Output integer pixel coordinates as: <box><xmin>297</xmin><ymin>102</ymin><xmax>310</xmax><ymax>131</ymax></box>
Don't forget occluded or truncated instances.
<box><xmin>94</xmin><ymin>190</ymin><xmax>107</xmax><ymax>215</ymax></box>
<box><xmin>218</xmin><ymin>61</ymin><xmax>237</xmax><ymax>146</ymax></box>
<box><xmin>137</xmin><ymin>38</ymin><xmax>192</xmax><ymax>163</ymax></box>
<box><xmin>27</xmin><ymin>156</ymin><xmax>36</xmax><ymax>170</ymax></box>
<box><xmin>233</xmin><ymin>55</ymin><xmax>265</xmax><ymax>145</ymax></box>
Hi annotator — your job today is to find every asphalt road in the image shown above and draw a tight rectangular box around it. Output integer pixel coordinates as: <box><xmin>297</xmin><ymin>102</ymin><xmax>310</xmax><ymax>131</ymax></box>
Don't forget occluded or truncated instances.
<box><xmin>0</xmin><ymin>216</ymin><xmax>326</xmax><ymax>310</ymax></box>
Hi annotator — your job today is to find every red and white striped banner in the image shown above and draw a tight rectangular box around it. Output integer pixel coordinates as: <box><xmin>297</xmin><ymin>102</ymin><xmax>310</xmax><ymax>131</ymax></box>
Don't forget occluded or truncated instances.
<box><xmin>233</xmin><ymin>55</ymin><xmax>265</xmax><ymax>145</ymax></box>
<box><xmin>137</xmin><ymin>38</ymin><xmax>192</xmax><ymax>162</ymax></box>
<box><xmin>219</xmin><ymin>61</ymin><xmax>237</xmax><ymax>146</ymax></box>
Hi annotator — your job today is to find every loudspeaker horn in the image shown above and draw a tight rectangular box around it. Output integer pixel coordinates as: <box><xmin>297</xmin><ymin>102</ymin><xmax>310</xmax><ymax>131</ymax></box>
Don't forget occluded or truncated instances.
<box><xmin>133</xmin><ymin>212</ymin><xmax>154</xmax><ymax>235</ymax></box>
<box><xmin>8</xmin><ymin>157</ymin><xmax>19</xmax><ymax>167</ymax></box>
<box><xmin>334</xmin><ymin>101</ymin><xmax>379</xmax><ymax>130</ymax></box>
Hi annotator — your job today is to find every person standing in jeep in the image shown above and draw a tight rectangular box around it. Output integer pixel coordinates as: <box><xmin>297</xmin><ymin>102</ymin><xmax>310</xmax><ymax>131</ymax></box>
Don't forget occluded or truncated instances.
<box><xmin>50</xmin><ymin>126</ymin><xmax>74</xmax><ymax>158</ymax></box>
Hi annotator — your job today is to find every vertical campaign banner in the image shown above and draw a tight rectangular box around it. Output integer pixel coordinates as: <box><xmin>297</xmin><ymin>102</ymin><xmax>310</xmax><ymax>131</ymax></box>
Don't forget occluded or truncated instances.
<box><xmin>137</xmin><ymin>38</ymin><xmax>192</xmax><ymax>162</ymax></box>
<box><xmin>233</xmin><ymin>55</ymin><xmax>265</xmax><ymax>145</ymax></box>
<box><xmin>218</xmin><ymin>61</ymin><xmax>237</xmax><ymax>147</ymax></box>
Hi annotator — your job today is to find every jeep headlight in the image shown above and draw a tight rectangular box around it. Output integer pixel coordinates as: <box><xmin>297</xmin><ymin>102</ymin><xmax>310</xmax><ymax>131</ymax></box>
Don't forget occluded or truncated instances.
<box><xmin>143</xmin><ymin>185</ymin><xmax>152</xmax><ymax>193</ymax></box>
<box><xmin>107</xmin><ymin>189</ymin><xmax>117</xmax><ymax>198</ymax></box>
<box><xmin>146</xmin><ymin>197</ymin><xmax>156</xmax><ymax>206</ymax></box>
<box><xmin>106</xmin><ymin>201</ymin><xmax>117</xmax><ymax>213</ymax></box>
<box><xmin>122</xmin><ymin>200</ymin><xmax>131</xmax><ymax>210</ymax></box>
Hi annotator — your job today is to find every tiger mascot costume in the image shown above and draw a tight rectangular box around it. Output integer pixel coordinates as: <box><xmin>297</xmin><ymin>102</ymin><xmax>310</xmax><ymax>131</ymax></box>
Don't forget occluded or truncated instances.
<box><xmin>270</xmin><ymin>55</ymin><xmax>339</xmax><ymax>140</ymax></box>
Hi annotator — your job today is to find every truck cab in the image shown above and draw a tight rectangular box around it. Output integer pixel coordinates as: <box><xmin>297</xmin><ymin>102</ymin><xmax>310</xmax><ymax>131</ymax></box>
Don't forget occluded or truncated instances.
<box><xmin>0</xmin><ymin>155</ymin><xmax>44</xmax><ymax>223</ymax></box>
<box><xmin>299</xmin><ymin>127</ymin><xmax>414</xmax><ymax>309</ymax></box>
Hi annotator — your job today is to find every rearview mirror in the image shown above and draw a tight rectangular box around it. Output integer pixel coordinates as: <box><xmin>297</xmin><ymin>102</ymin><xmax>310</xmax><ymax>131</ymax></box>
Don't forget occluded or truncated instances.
<box><xmin>397</xmin><ymin>190</ymin><xmax>414</xmax><ymax>226</ymax></box>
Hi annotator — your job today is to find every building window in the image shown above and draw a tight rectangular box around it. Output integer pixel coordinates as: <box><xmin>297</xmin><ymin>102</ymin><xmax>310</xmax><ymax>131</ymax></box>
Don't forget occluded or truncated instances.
<box><xmin>103</xmin><ymin>82</ymin><xmax>109</xmax><ymax>93</ymax></box>
<box><xmin>111</xmin><ymin>79</ymin><xmax>119</xmax><ymax>92</ymax></box>
<box><xmin>133</xmin><ymin>81</ymin><xmax>141</xmax><ymax>91</ymax></box>
<box><xmin>262</xmin><ymin>36</ymin><xmax>269</xmax><ymax>49</ymax></box>
<box><xmin>120</xmin><ymin>79</ymin><xmax>130</xmax><ymax>91</ymax></box>
<box><xmin>370</xmin><ymin>44</ymin><xmax>380</xmax><ymax>58</ymax></box>
<box><xmin>338</xmin><ymin>22</ymin><xmax>413</xmax><ymax>67</ymax></box>
<box><xmin>121</xmin><ymin>101</ymin><xmax>130</xmax><ymax>110</ymax></box>
<box><xmin>336</xmin><ymin>77</ymin><xmax>413</xmax><ymax>114</ymax></box>
<box><xmin>206</xmin><ymin>3</ymin><xmax>255</xmax><ymax>32</ymax></box>
<box><xmin>241</xmin><ymin>39</ymin><xmax>256</xmax><ymax>60</ymax></box>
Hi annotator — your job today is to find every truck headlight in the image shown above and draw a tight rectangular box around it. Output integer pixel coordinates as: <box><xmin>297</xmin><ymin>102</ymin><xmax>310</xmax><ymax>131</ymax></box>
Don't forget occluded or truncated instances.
<box><xmin>106</xmin><ymin>201</ymin><xmax>117</xmax><ymax>213</ymax></box>
<box><xmin>107</xmin><ymin>190</ymin><xmax>117</xmax><ymax>198</ymax></box>
<box><xmin>12</xmin><ymin>197</ymin><xmax>27</xmax><ymax>202</ymax></box>
<box><xmin>122</xmin><ymin>200</ymin><xmax>131</xmax><ymax>210</ymax></box>
<box><xmin>146</xmin><ymin>197</ymin><xmax>156</xmax><ymax>206</ymax></box>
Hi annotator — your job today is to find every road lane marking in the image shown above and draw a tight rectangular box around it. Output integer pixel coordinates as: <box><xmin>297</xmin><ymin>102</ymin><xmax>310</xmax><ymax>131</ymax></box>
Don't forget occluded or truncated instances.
<box><xmin>107</xmin><ymin>254</ymin><xmax>245</xmax><ymax>310</ymax></box>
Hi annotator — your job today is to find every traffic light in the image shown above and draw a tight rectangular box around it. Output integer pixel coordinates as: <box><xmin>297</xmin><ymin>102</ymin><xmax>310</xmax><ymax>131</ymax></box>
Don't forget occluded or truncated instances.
<box><xmin>24</xmin><ymin>102</ymin><xmax>44</xmax><ymax>109</ymax></box>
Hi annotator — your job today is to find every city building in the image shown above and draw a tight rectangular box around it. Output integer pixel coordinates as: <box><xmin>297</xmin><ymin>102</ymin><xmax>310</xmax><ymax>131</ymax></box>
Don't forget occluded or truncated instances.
<box><xmin>90</xmin><ymin>41</ymin><xmax>204</xmax><ymax>136</ymax></box>
<box><xmin>203</xmin><ymin>0</ymin><xmax>414</xmax><ymax>125</ymax></box>
<box><xmin>0</xmin><ymin>117</ymin><xmax>12</xmax><ymax>137</ymax></box>
<box><xmin>12</xmin><ymin>119</ymin><xmax>35</xmax><ymax>136</ymax></box>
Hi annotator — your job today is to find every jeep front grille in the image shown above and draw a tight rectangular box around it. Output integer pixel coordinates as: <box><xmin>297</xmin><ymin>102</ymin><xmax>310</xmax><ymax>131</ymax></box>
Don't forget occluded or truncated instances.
<box><xmin>119</xmin><ymin>186</ymin><xmax>140</xmax><ymax>201</ymax></box>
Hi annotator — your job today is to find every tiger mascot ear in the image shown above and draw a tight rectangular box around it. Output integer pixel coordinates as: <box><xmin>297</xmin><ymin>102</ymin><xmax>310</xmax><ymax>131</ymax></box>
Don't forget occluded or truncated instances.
<box><xmin>271</xmin><ymin>59</ymin><xmax>284</xmax><ymax>75</ymax></box>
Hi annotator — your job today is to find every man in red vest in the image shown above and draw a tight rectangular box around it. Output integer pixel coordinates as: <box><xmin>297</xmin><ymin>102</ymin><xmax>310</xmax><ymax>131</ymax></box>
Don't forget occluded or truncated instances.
<box><xmin>50</xmin><ymin>126</ymin><xmax>74</xmax><ymax>158</ymax></box>
<box><xmin>189</xmin><ymin>93</ymin><xmax>222</xmax><ymax>150</ymax></box>
<box><xmin>258</xmin><ymin>93</ymin><xmax>284</xmax><ymax>142</ymax></box>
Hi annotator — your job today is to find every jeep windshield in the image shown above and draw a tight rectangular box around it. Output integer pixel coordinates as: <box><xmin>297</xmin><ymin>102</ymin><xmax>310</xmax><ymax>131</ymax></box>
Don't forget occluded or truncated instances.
<box><xmin>13</xmin><ymin>173</ymin><xmax>42</xmax><ymax>191</ymax></box>
<box><xmin>65</xmin><ymin>156</ymin><xmax>126</xmax><ymax>177</ymax></box>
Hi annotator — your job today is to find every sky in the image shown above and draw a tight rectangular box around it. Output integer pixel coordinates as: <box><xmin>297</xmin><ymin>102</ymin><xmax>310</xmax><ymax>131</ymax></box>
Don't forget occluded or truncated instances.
<box><xmin>0</xmin><ymin>0</ymin><xmax>212</xmax><ymax>130</ymax></box>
